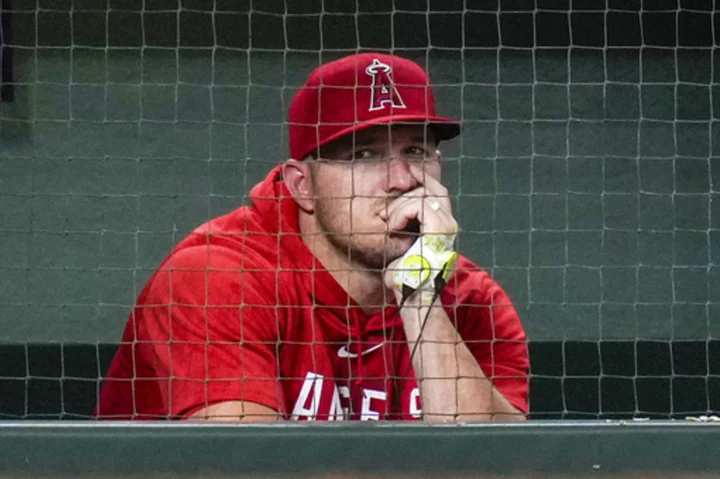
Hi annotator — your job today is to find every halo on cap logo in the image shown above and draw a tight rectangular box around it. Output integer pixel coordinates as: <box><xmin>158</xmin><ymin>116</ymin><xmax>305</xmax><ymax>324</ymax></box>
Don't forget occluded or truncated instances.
<box><xmin>365</xmin><ymin>58</ymin><xmax>406</xmax><ymax>112</ymax></box>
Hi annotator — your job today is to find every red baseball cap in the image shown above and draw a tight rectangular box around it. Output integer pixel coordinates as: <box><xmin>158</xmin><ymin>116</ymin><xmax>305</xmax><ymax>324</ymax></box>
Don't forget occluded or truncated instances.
<box><xmin>288</xmin><ymin>53</ymin><xmax>461</xmax><ymax>161</ymax></box>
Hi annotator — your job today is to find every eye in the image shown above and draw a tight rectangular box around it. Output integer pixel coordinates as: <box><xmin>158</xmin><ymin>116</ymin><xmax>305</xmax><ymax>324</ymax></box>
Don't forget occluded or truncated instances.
<box><xmin>350</xmin><ymin>148</ymin><xmax>377</xmax><ymax>161</ymax></box>
<box><xmin>405</xmin><ymin>146</ymin><xmax>429</xmax><ymax>159</ymax></box>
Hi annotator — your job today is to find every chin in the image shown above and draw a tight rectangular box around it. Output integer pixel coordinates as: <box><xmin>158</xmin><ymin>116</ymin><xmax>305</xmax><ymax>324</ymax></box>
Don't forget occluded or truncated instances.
<box><xmin>345</xmin><ymin>240</ymin><xmax>407</xmax><ymax>270</ymax></box>
<box><xmin>342</xmin><ymin>232</ymin><xmax>420</xmax><ymax>269</ymax></box>
<box><xmin>384</xmin><ymin>235</ymin><xmax>417</xmax><ymax>259</ymax></box>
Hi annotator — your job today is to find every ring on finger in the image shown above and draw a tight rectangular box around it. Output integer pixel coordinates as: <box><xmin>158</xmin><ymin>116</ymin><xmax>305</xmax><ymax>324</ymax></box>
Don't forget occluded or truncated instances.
<box><xmin>427</xmin><ymin>199</ymin><xmax>441</xmax><ymax>212</ymax></box>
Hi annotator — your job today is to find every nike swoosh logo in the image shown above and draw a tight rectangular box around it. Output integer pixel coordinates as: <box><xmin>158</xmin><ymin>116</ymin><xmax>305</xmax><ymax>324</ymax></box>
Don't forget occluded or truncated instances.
<box><xmin>337</xmin><ymin>342</ymin><xmax>384</xmax><ymax>359</ymax></box>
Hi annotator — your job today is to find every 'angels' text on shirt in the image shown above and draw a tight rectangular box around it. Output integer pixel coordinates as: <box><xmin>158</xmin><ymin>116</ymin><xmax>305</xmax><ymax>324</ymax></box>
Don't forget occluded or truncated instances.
<box><xmin>290</xmin><ymin>372</ymin><xmax>421</xmax><ymax>421</ymax></box>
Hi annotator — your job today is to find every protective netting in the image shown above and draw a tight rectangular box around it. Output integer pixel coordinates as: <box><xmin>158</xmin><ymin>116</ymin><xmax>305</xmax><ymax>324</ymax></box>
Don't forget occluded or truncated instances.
<box><xmin>0</xmin><ymin>0</ymin><xmax>717</xmax><ymax>419</ymax></box>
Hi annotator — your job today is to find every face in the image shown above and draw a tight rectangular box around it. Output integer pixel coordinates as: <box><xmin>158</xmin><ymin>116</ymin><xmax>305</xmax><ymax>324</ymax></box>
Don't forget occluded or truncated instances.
<box><xmin>308</xmin><ymin>124</ymin><xmax>442</xmax><ymax>269</ymax></box>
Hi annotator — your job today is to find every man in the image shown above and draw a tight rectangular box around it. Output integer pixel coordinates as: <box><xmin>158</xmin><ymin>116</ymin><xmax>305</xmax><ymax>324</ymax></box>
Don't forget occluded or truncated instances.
<box><xmin>95</xmin><ymin>53</ymin><xmax>529</xmax><ymax>422</ymax></box>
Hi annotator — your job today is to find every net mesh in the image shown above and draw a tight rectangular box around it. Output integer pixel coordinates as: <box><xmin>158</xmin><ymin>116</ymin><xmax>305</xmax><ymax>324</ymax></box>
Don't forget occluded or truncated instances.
<box><xmin>0</xmin><ymin>0</ymin><xmax>717</xmax><ymax>420</ymax></box>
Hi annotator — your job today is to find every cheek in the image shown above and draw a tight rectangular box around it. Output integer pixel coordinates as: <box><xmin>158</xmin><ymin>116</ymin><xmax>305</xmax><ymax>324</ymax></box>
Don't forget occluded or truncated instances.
<box><xmin>349</xmin><ymin>167</ymin><xmax>386</xmax><ymax>198</ymax></box>
<box><xmin>314</xmin><ymin>170</ymin><xmax>351</xmax><ymax>199</ymax></box>
<box><xmin>314</xmin><ymin>176</ymin><xmax>353</xmax><ymax>218</ymax></box>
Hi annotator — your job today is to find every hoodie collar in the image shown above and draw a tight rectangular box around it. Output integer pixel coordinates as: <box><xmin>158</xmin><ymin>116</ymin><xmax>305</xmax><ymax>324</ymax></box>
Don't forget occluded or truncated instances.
<box><xmin>249</xmin><ymin>166</ymin><xmax>357</xmax><ymax>311</ymax></box>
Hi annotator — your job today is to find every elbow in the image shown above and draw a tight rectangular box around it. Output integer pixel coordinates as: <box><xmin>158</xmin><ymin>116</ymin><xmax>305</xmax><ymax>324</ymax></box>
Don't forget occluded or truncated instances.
<box><xmin>491</xmin><ymin>409</ymin><xmax>527</xmax><ymax>422</ymax></box>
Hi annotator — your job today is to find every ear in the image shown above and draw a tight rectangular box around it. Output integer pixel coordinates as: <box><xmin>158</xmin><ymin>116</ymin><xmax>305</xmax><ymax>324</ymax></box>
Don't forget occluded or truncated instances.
<box><xmin>431</xmin><ymin>148</ymin><xmax>443</xmax><ymax>182</ymax></box>
<box><xmin>282</xmin><ymin>159</ymin><xmax>315</xmax><ymax>214</ymax></box>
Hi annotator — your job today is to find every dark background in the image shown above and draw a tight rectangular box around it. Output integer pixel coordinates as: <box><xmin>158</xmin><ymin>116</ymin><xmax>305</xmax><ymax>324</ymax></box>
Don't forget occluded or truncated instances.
<box><xmin>0</xmin><ymin>0</ymin><xmax>718</xmax><ymax>419</ymax></box>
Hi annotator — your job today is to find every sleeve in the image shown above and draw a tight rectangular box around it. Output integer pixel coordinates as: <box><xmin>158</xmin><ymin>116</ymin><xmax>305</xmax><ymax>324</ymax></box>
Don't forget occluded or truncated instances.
<box><xmin>134</xmin><ymin>245</ymin><xmax>286</xmax><ymax>418</ymax></box>
<box><xmin>443</xmin><ymin>262</ymin><xmax>530</xmax><ymax>414</ymax></box>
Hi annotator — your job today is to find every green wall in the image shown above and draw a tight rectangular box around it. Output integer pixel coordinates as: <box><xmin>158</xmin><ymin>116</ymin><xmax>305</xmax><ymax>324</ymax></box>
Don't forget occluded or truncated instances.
<box><xmin>0</xmin><ymin>4</ymin><xmax>717</xmax><ymax>343</ymax></box>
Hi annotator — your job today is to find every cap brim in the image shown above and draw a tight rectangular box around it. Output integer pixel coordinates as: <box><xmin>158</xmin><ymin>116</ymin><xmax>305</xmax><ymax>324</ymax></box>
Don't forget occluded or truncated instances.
<box><xmin>310</xmin><ymin>114</ymin><xmax>461</xmax><ymax>158</ymax></box>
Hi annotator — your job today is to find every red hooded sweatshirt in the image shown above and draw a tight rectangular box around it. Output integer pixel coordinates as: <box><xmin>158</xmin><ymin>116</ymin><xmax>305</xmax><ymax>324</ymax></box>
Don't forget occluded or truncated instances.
<box><xmin>95</xmin><ymin>167</ymin><xmax>529</xmax><ymax>420</ymax></box>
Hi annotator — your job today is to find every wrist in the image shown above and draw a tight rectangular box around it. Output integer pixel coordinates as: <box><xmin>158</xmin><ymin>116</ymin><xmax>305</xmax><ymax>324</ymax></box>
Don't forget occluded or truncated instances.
<box><xmin>397</xmin><ymin>292</ymin><xmax>437</xmax><ymax>309</ymax></box>
<box><xmin>397</xmin><ymin>301</ymin><xmax>427</xmax><ymax>339</ymax></box>
<box><xmin>389</xmin><ymin>235</ymin><xmax>458</xmax><ymax>307</ymax></box>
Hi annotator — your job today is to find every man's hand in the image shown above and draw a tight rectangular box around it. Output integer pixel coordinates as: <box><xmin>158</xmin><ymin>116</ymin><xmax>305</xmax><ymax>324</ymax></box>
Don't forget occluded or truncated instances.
<box><xmin>382</xmin><ymin>165</ymin><xmax>459</xmax><ymax>305</ymax></box>
<box><xmin>381</xmin><ymin>164</ymin><xmax>457</xmax><ymax>237</ymax></box>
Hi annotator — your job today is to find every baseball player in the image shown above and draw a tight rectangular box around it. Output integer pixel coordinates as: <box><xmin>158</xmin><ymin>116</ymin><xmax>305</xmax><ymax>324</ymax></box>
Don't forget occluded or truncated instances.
<box><xmin>95</xmin><ymin>53</ymin><xmax>529</xmax><ymax>422</ymax></box>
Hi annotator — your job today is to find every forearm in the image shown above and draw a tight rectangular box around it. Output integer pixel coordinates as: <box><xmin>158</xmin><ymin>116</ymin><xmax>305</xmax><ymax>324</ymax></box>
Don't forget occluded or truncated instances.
<box><xmin>400</xmin><ymin>302</ymin><xmax>526</xmax><ymax>423</ymax></box>
<box><xmin>186</xmin><ymin>401</ymin><xmax>280</xmax><ymax>422</ymax></box>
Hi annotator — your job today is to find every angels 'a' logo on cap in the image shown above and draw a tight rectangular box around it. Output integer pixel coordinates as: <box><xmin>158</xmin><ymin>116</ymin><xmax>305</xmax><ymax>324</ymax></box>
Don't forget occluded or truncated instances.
<box><xmin>365</xmin><ymin>58</ymin><xmax>406</xmax><ymax>112</ymax></box>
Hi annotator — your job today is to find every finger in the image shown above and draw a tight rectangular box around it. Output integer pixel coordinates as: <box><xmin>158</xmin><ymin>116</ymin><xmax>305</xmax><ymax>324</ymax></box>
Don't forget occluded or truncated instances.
<box><xmin>407</xmin><ymin>163</ymin><xmax>443</xmax><ymax>193</ymax></box>
<box><xmin>385</xmin><ymin>199</ymin><xmax>420</xmax><ymax>232</ymax></box>
<box><xmin>386</xmin><ymin>196</ymin><xmax>455</xmax><ymax>234</ymax></box>
<box><xmin>407</xmin><ymin>164</ymin><xmax>452</xmax><ymax>211</ymax></box>
<box><xmin>380</xmin><ymin>187</ymin><xmax>428</xmax><ymax>221</ymax></box>
<box><xmin>383</xmin><ymin>188</ymin><xmax>451</xmax><ymax>226</ymax></box>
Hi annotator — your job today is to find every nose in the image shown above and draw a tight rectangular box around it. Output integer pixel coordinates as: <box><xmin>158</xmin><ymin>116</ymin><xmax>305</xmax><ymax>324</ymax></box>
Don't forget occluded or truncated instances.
<box><xmin>386</xmin><ymin>157</ymin><xmax>418</xmax><ymax>193</ymax></box>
